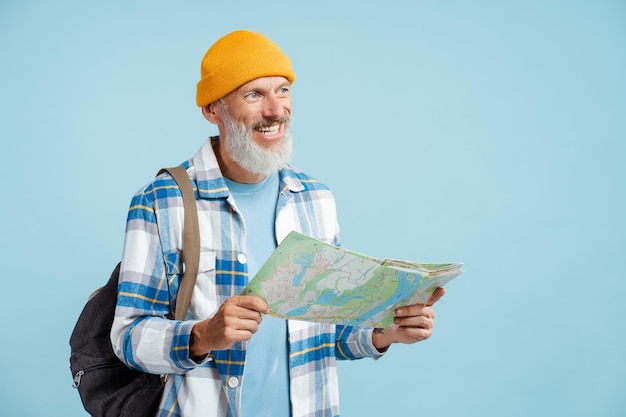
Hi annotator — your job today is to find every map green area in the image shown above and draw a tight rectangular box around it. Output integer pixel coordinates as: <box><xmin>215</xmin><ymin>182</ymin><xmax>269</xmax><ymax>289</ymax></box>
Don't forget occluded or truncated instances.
<box><xmin>242</xmin><ymin>231</ymin><xmax>463</xmax><ymax>328</ymax></box>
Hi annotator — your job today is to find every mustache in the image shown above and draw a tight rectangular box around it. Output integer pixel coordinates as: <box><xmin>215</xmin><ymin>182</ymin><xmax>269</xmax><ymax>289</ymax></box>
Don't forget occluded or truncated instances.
<box><xmin>251</xmin><ymin>114</ymin><xmax>291</xmax><ymax>130</ymax></box>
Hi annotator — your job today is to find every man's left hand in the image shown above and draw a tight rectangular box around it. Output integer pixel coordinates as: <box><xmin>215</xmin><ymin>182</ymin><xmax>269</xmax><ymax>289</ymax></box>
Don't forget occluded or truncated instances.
<box><xmin>372</xmin><ymin>287</ymin><xmax>446</xmax><ymax>351</ymax></box>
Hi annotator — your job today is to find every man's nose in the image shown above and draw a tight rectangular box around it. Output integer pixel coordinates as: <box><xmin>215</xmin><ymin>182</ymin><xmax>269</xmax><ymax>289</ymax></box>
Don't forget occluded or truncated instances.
<box><xmin>261</xmin><ymin>94</ymin><xmax>286</xmax><ymax>119</ymax></box>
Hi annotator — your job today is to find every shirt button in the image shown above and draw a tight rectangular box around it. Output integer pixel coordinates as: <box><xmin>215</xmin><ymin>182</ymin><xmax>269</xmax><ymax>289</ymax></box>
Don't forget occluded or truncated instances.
<box><xmin>227</xmin><ymin>376</ymin><xmax>239</xmax><ymax>388</ymax></box>
<box><xmin>237</xmin><ymin>253</ymin><xmax>247</xmax><ymax>264</ymax></box>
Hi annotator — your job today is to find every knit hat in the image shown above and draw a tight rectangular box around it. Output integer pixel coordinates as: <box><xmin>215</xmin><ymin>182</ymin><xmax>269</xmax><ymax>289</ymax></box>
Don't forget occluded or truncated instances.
<box><xmin>196</xmin><ymin>30</ymin><xmax>296</xmax><ymax>107</ymax></box>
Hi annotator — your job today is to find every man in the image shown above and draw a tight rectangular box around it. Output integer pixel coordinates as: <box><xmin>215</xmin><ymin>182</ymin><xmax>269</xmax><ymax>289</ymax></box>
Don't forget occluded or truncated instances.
<box><xmin>111</xmin><ymin>30</ymin><xmax>444</xmax><ymax>417</ymax></box>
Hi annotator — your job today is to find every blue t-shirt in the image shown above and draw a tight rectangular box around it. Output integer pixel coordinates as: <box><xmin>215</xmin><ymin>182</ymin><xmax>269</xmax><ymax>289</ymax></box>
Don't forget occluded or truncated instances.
<box><xmin>224</xmin><ymin>173</ymin><xmax>291</xmax><ymax>417</ymax></box>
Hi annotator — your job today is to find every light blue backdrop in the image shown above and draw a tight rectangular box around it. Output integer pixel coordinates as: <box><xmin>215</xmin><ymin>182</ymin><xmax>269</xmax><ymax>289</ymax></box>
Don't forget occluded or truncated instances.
<box><xmin>1</xmin><ymin>1</ymin><xmax>624</xmax><ymax>416</ymax></box>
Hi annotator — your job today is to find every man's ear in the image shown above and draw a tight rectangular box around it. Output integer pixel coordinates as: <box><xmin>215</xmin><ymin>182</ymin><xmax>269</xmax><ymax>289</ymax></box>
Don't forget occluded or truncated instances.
<box><xmin>202</xmin><ymin>103</ymin><xmax>219</xmax><ymax>124</ymax></box>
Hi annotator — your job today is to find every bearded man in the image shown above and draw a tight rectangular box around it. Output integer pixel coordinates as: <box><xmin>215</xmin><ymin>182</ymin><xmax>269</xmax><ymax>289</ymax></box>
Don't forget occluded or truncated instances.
<box><xmin>111</xmin><ymin>30</ymin><xmax>444</xmax><ymax>417</ymax></box>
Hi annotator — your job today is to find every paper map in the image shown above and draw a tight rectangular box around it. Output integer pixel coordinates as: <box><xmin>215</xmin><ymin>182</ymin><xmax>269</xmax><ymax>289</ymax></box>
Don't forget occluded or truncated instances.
<box><xmin>242</xmin><ymin>231</ymin><xmax>463</xmax><ymax>328</ymax></box>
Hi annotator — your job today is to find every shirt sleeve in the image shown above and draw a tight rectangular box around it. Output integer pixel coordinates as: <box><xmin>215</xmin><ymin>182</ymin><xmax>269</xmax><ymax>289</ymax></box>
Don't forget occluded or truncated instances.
<box><xmin>334</xmin><ymin>325</ymin><xmax>385</xmax><ymax>360</ymax></box>
<box><xmin>110</xmin><ymin>186</ymin><xmax>210</xmax><ymax>374</ymax></box>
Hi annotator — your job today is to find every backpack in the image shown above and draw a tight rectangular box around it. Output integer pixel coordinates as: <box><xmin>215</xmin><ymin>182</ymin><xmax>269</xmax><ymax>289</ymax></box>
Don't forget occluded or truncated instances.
<box><xmin>70</xmin><ymin>166</ymin><xmax>200</xmax><ymax>417</ymax></box>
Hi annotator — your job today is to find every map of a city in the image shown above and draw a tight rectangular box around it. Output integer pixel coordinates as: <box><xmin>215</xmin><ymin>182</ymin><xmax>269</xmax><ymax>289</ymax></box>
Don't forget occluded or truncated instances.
<box><xmin>242</xmin><ymin>231</ymin><xmax>463</xmax><ymax>328</ymax></box>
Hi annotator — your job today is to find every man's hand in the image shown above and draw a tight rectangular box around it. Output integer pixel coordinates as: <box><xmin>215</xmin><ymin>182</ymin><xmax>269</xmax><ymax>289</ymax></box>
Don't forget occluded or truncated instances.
<box><xmin>190</xmin><ymin>295</ymin><xmax>269</xmax><ymax>358</ymax></box>
<box><xmin>372</xmin><ymin>287</ymin><xmax>446</xmax><ymax>351</ymax></box>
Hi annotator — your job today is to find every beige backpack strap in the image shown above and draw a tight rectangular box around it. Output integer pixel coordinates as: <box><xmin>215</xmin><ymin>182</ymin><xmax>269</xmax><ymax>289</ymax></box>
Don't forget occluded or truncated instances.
<box><xmin>158</xmin><ymin>166</ymin><xmax>200</xmax><ymax>321</ymax></box>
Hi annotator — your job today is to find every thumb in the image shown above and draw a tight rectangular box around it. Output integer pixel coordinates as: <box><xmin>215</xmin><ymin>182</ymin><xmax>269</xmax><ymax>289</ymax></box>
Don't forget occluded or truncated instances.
<box><xmin>426</xmin><ymin>287</ymin><xmax>446</xmax><ymax>306</ymax></box>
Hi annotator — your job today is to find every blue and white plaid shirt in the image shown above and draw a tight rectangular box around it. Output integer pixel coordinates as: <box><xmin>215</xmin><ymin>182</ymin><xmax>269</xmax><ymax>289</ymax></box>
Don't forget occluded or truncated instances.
<box><xmin>111</xmin><ymin>138</ymin><xmax>383</xmax><ymax>417</ymax></box>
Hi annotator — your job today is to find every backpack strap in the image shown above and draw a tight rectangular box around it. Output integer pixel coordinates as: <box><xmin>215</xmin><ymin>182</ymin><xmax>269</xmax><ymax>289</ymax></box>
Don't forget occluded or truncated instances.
<box><xmin>158</xmin><ymin>166</ymin><xmax>200</xmax><ymax>321</ymax></box>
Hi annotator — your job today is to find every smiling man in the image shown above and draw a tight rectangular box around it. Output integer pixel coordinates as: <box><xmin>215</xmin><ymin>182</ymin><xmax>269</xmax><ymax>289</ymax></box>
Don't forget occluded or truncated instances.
<box><xmin>204</xmin><ymin>76</ymin><xmax>293</xmax><ymax>183</ymax></box>
<box><xmin>111</xmin><ymin>30</ymin><xmax>444</xmax><ymax>417</ymax></box>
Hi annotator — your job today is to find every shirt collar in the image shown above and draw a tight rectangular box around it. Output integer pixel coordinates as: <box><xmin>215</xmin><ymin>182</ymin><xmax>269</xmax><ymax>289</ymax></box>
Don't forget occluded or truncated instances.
<box><xmin>191</xmin><ymin>136</ymin><xmax>304</xmax><ymax>199</ymax></box>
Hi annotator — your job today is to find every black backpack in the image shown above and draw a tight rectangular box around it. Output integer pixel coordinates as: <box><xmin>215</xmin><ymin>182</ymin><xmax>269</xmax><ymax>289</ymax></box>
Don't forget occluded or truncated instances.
<box><xmin>70</xmin><ymin>166</ymin><xmax>200</xmax><ymax>417</ymax></box>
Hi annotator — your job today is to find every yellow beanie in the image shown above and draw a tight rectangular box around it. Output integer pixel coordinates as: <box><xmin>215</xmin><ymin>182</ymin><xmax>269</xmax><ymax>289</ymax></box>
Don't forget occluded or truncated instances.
<box><xmin>196</xmin><ymin>30</ymin><xmax>296</xmax><ymax>107</ymax></box>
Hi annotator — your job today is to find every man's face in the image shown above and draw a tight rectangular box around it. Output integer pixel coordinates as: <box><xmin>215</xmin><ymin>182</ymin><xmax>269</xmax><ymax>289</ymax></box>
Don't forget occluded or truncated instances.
<box><xmin>215</xmin><ymin>76</ymin><xmax>293</xmax><ymax>177</ymax></box>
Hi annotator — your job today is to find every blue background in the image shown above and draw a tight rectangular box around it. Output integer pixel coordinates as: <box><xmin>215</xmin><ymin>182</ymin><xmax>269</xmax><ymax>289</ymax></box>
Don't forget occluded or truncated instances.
<box><xmin>1</xmin><ymin>1</ymin><xmax>625</xmax><ymax>416</ymax></box>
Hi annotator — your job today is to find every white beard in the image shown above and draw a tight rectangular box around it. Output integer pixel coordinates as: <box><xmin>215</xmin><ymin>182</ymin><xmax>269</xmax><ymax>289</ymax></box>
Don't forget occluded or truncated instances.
<box><xmin>220</xmin><ymin>102</ymin><xmax>293</xmax><ymax>176</ymax></box>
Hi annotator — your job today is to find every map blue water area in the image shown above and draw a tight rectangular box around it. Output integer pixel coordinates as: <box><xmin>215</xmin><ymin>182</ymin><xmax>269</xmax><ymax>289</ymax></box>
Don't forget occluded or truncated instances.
<box><xmin>316</xmin><ymin>289</ymin><xmax>345</xmax><ymax>305</ymax></box>
<box><xmin>285</xmin><ymin>270</ymin><xmax>425</xmax><ymax>326</ymax></box>
<box><xmin>286</xmin><ymin>305</ymin><xmax>311</xmax><ymax>316</ymax></box>
<box><xmin>351</xmin><ymin>271</ymin><xmax>422</xmax><ymax>323</ymax></box>
<box><xmin>387</xmin><ymin>271</ymin><xmax>422</xmax><ymax>306</ymax></box>
<box><xmin>292</xmin><ymin>250</ymin><xmax>315</xmax><ymax>286</ymax></box>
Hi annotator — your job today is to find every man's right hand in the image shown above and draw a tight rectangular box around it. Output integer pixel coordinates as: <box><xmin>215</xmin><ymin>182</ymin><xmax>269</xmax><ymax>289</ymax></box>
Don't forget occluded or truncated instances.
<box><xmin>189</xmin><ymin>295</ymin><xmax>269</xmax><ymax>358</ymax></box>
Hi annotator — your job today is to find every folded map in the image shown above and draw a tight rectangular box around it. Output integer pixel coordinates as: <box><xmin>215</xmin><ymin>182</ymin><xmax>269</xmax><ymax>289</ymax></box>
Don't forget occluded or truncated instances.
<box><xmin>242</xmin><ymin>231</ymin><xmax>463</xmax><ymax>328</ymax></box>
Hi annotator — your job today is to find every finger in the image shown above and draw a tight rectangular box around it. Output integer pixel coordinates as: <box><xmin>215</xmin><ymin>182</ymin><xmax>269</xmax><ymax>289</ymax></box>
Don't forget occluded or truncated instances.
<box><xmin>223</xmin><ymin>324</ymin><xmax>260</xmax><ymax>343</ymax></box>
<box><xmin>221</xmin><ymin>300</ymin><xmax>264</xmax><ymax>323</ymax></box>
<box><xmin>395</xmin><ymin>304</ymin><xmax>434</xmax><ymax>318</ymax></box>
<box><xmin>426</xmin><ymin>287</ymin><xmax>445</xmax><ymax>306</ymax></box>
<box><xmin>237</xmin><ymin>306</ymin><xmax>264</xmax><ymax>324</ymax></box>
<box><xmin>233</xmin><ymin>295</ymin><xmax>270</xmax><ymax>314</ymax></box>
<box><xmin>395</xmin><ymin>326</ymin><xmax>433</xmax><ymax>343</ymax></box>
<box><xmin>394</xmin><ymin>313</ymin><xmax>434</xmax><ymax>329</ymax></box>
<box><xmin>221</xmin><ymin>310</ymin><xmax>263</xmax><ymax>333</ymax></box>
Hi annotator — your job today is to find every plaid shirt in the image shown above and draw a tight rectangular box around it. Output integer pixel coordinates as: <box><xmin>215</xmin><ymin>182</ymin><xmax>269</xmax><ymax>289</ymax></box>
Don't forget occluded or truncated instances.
<box><xmin>111</xmin><ymin>138</ymin><xmax>382</xmax><ymax>417</ymax></box>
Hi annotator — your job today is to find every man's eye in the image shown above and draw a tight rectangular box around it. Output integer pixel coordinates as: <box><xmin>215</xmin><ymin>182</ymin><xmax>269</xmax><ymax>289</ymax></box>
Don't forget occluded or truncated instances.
<box><xmin>246</xmin><ymin>92</ymin><xmax>259</xmax><ymax>100</ymax></box>
<box><xmin>278</xmin><ymin>87</ymin><xmax>290</xmax><ymax>95</ymax></box>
